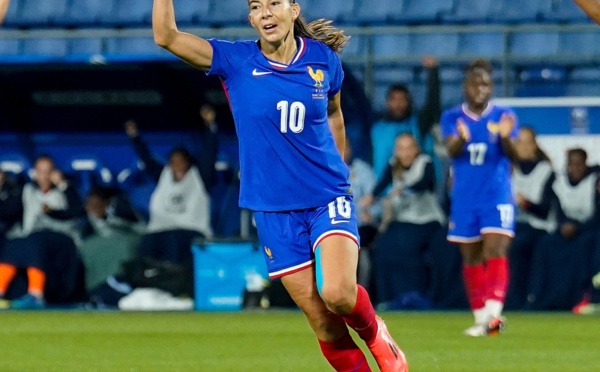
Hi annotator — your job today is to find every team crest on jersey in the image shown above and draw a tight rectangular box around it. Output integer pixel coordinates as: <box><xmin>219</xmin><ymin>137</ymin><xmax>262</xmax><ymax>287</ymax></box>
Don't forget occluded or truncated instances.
<box><xmin>264</xmin><ymin>246</ymin><xmax>274</xmax><ymax>262</ymax></box>
<box><xmin>487</xmin><ymin>121</ymin><xmax>500</xmax><ymax>143</ymax></box>
<box><xmin>307</xmin><ymin>66</ymin><xmax>325</xmax><ymax>88</ymax></box>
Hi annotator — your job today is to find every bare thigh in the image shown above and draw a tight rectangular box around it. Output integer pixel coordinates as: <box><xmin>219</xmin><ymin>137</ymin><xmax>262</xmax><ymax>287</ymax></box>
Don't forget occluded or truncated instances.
<box><xmin>281</xmin><ymin>267</ymin><xmax>348</xmax><ymax>342</ymax></box>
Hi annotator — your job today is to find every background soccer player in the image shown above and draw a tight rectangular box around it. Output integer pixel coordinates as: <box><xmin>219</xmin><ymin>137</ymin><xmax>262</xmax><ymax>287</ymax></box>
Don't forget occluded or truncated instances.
<box><xmin>152</xmin><ymin>0</ymin><xmax>407</xmax><ymax>370</ymax></box>
<box><xmin>441</xmin><ymin>59</ymin><xmax>518</xmax><ymax>337</ymax></box>
<box><xmin>573</xmin><ymin>0</ymin><xmax>600</xmax><ymax>24</ymax></box>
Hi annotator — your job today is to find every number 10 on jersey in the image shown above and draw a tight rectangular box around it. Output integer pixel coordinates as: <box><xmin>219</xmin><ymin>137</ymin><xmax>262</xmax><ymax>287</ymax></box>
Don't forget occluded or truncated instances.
<box><xmin>278</xmin><ymin>101</ymin><xmax>305</xmax><ymax>133</ymax></box>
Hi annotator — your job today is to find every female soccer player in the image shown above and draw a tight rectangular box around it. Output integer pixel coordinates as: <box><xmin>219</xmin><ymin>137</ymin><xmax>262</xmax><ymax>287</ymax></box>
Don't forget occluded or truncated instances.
<box><xmin>152</xmin><ymin>1</ymin><xmax>407</xmax><ymax>371</ymax></box>
<box><xmin>441</xmin><ymin>59</ymin><xmax>518</xmax><ymax>337</ymax></box>
<box><xmin>573</xmin><ymin>0</ymin><xmax>600</xmax><ymax>24</ymax></box>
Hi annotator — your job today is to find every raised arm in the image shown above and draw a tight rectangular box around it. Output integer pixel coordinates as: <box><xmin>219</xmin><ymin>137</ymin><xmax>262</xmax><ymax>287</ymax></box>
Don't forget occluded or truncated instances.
<box><xmin>152</xmin><ymin>0</ymin><xmax>214</xmax><ymax>70</ymax></box>
<box><xmin>328</xmin><ymin>92</ymin><xmax>345</xmax><ymax>156</ymax></box>
<box><xmin>573</xmin><ymin>0</ymin><xmax>600</xmax><ymax>24</ymax></box>
<box><xmin>0</xmin><ymin>0</ymin><xmax>9</xmax><ymax>24</ymax></box>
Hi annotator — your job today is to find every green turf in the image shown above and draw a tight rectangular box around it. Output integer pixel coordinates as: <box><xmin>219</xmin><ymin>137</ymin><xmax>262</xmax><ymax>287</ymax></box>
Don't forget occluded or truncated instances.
<box><xmin>0</xmin><ymin>311</ymin><xmax>598</xmax><ymax>371</ymax></box>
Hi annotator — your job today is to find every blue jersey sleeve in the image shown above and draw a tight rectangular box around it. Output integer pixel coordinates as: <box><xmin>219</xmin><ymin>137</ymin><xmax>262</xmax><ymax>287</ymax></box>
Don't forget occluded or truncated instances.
<box><xmin>441</xmin><ymin>110</ymin><xmax>458</xmax><ymax>139</ymax></box>
<box><xmin>328</xmin><ymin>51</ymin><xmax>344</xmax><ymax>97</ymax></box>
<box><xmin>206</xmin><ymin>39</ymin><xmax>253</xmax><ymax>80</ymax></box>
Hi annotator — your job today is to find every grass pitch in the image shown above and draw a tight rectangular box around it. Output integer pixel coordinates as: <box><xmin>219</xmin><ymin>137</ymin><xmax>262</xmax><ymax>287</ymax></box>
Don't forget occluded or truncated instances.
<box><xmin>0</xmin><ymin>311</ymin><xmax>598</xmax><ymax>371</ymax></box>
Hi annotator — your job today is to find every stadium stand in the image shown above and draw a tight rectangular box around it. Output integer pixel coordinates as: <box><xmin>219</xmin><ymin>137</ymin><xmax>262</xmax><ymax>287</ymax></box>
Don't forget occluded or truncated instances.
<box><xmin>100</xmin><ymin>0</ymin><xmax>151</xmax><ymax>27</ymax></box>
<box><xmin>301</xmin><ymin>0</ymin><xmax>354</xmax><ymax>24</ymax></box>
<box><xmin>510</xmin><ymin>32</ymin><xmax>561</xmax><ymax>59</ymax></box>
<box><xmin>13</xmin><ymin>0</ymin><xmax>68</xmax><ymax>27</ymax></box>
<box><xmin>458</xmin><ymin>32</ymin><xmax>506</xmax><ymax>58</ymax></box>
<box><xmin>491</xmin><ymin>0</ymin><xmax>551</xmax><ymax>23</ymax></box>
<box><xmin>542</xmin><ymin>0</ymin><xmax>590</xmax><ymax>22</ymax></box>
<box><xmin>442</xmin><ymin>0</ymin><xmax>501</xmax><ymax>23</ymax></box>
<box><xmin>395</xmin><ymin>0</ymin><xmax>454</xmax><ymax>23</ymax></box>
<box><xmin>57</xmin><ymin>0</ymin><xmax>115</xmax><ymax>27</ymax></box>
<box><xmin>354</xmin><ymin>0</ymin><xmax>401</xmax><ymax>25</ymax></box>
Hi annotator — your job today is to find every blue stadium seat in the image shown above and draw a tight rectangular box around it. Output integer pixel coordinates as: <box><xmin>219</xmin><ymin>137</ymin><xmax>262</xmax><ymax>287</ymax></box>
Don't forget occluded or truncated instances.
<box><xmin>66</xmin><ymin>155</ymin><xmax>114</xmax><ymax>199</ymax></box>
<box><xmin>302</xmin><ymin>0</ymin><xmax>354</xmax><ymax>23</ymax></box>
<box><xmin>395</xmin><ymin>0</ymin><xmax>453</xmax><ymax>23</ymax></box>
<box><xmin>105</xmin><ymin>37</ymin><xmax>169</xmax><ymax>59</ymax></box>
<box><xmin>409</xmin><ymin>33</ymin><xmax>459</xmax><ymax>57</ymax></box>
<box><xmin>14</xmin><ymin>0</ymin><xmax>68</xmax><ymax>26</ymax></box>
<box><xmin>490</xmin><ymin>0</ymin><xmax>551</xmax><ymax>23</ymax></box>
<box><xmin>0</xmin><ymin>153</ymin><xmax>31</xmax><ymax>183</ymax></box>
<box><xmin>516</xmin><ymin>67</ymin><xmax>567</xmax><ymax>97</ymax></box>
<box><xmin>372</xmin><ymin>84</ymin><xmax>390</xmax><ymax>112</ymax></box>
<box><xmin>510</xmin><ymin>32</ymin><xmax>560</xmax><ymax>59</ymax></box>
<box><xmin>57</xmin><ymin>0</ymin><xmax>115</xmax><ymax>26</ymax></box>
<box><xmin>374</xmin><ymin>68</ymin><xmax>415</xmax><ymax>85</ymax></box>
<box><xmin>341</xmin><ymin>35</ymin><xmax>367</xmax><ymax>58</ymax></box>
<box><xmin>101</xmin><ymin>0</ymin><xmax>152</xmax><ymax>26</ymax></box>
<box><xmin>0</xmin><ymin>40</ymin><xmax>20</xmax><ymax>56</ymax></box>
<box><xmin>443</xmin><ymin>0</ymin><xmax>501</xmax><ymax>23</ymax></box>
<box><xmin>174</xmin><ymin>0</ymin><xmax>211</xmax><ymax>25</ymax></box>
<box><xmin>570</xmin><ymin>67</ymin><xmax>600</xmax><ymax>82</ymax></box>
<box><xmin>559</xmin><ymin>32</ymin><xmax>600</xmax><ymax>57</ymax></box>
<box><xmin>209</xmin><ymin>0</ymin><xmax>250</xmax><ymax>26</ymax></box>
<box><xmin>567</xmin><ymin>68</ymin><xmax>600</xmax><ymax>96</ymax></box>
<box><xmin>70</xmin><ymin>39</ymin><xmax>103</xmax><ymax>56</ymax></box>
<box><xmin>373</xmin><ymin>34</ymin><xmax>410</xmax><ymax>59</ymax></box>
<box><xmin>458</xmin><ymin>33</ymin><xmax>505</xmax><ymax>58</ymax></box>
<box><xmin>437</xmin><ymin>68</ymin><xmax>464</xmax><ymax>83</ymax></box>
<box><xmin>22</xmin><ymin>39</ymin><xmax>68</xmax><ymax>57</ymax></box>
<box><xmin>117</xmin><ymin>161</ymin><xmax>157</xmax><ymax>221</ymax></box>
<box><xmin>354</xmin><ymin>0</ymin><xmax>402</xmax><ymax>24</ymax></box>
<box><xmin>542</xmin><ymin>0</ymin><xmax>590</xmax><ymax>22</ymax></box>
<box><xmin>441</xmin><ymin>83</ymin><xmax>464</xmax><ymax>108</ymax></box>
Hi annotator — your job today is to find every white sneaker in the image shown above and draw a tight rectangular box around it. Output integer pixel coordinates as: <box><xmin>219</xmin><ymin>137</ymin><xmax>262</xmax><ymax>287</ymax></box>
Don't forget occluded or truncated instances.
<box><xmin>463</xmin><ymin>316</ymin><xmax>506</xmax><ymax>337</ymax></box>
<box><xmin>463</xmin><ymin>323</ymin><xmax>486</xmax><ymax>337</ymax></box>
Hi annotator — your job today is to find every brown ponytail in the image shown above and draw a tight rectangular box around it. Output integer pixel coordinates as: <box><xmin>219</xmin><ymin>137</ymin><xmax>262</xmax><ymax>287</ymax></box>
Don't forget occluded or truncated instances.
<box><xmin>293</xmin><ymin>15</ymin><xmax>350</xmax><ymax>53</ymax></box>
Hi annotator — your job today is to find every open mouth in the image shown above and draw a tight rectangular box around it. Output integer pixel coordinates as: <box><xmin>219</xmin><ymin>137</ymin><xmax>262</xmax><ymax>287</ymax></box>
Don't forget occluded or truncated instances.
<box><xmin>263</xmin><ymin>24</ymin><xmax>278</xmax><ymax>33</ymax></box>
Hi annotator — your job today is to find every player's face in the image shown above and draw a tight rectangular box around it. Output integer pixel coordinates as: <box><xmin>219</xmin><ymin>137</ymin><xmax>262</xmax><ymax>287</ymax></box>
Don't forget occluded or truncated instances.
<box><xmin>248</xmin><ymin>0</ymin><xmax>299</xmax><ymax>44</ymax></box>
<box><xmin>394</xmin><ymin>135</ymin><xmax>419</xmax><ymax>168</ymax></box>
<box><xmin>567</xmin><ymin>153</ymin><xmax>587</xmax><ymax>182</ymax></box>
<box><xmin>464</xmin><ymin>71</ymin><xmax>493</xmax><ymax>108</ymax></box>
<box><xmin>170</xmin><ymin>153</ymin><xmax>191</xmax><ymax>182</ymax></box>
<box><xmin>386</xmin><ymin>90</ymin><xmax>410</xmax><ymax>120</ymax></box>
<box><xmin>515</xmin><ymin>128</ymin><xmax>537</xmax><ymax>160</ymax></box>
<box><xmin>34</xmin><ymin>158</ymin><xmax>54</xmax><ymax>191</ymax></box>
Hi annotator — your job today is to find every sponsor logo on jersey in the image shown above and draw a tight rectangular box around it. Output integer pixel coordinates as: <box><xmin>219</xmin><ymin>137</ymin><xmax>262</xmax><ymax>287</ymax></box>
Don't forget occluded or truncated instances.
<box><xmin>252</xmin><ymin>69</ymin><xmax>273</xmax><ymax>76</ymax></box>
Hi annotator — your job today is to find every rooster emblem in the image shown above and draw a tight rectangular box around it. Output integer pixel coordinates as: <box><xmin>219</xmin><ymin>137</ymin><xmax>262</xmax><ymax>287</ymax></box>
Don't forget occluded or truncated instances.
<box><xmin>307</xmin><ymin>66</ymin><xmax>324</xmax><ymax>88</ymax></box>
<box><xmin>264</xmin><ymin>246</ymin><xmax>274</xmax><ymax>261</ymax></box>
<box><xmin>487</xmin><ymin>121</ymin><xmax>500</xmax><ymax>134</ymax></box>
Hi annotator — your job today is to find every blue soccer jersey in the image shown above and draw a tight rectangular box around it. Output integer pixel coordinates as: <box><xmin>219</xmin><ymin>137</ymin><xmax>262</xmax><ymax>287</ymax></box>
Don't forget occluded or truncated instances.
<box><xmin>207</xmin><ymin>37</ymin><xmax>351</xmax><ymax>212</ymax></box>
<box><xmin>441</xmin><ymin>103</ymin><xmax>518</xmax><ymax>206</ymax></box>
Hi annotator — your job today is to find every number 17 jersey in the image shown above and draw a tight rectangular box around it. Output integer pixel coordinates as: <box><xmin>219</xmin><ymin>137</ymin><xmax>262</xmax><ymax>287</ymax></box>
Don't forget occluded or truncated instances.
<box><xmin>207</xmin><ymin>37</ymin><xmax>351</xmax><ymax>212</ymax></box>
<box><xmin>441</xmin><ymin>103</ymin><xmax>518</xmax><ymax>206</ymax></box>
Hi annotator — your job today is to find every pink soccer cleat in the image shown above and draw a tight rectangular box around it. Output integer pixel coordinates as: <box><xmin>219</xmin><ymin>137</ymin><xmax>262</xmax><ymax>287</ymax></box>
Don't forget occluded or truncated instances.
<box><xmin>367</xmin><ymin>316</ymin><xmax>408</xmax><ymax>372</ymax></box>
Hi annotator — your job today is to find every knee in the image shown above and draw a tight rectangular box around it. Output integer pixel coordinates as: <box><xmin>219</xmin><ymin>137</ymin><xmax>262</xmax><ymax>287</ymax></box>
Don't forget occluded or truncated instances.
<box><xmin>320</xmin><ymin>282</ymin><xmax>357</xmax><ymax>314</ymax></box>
